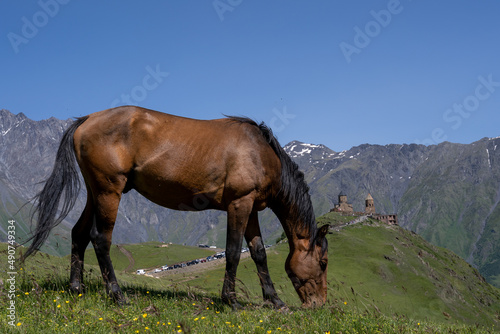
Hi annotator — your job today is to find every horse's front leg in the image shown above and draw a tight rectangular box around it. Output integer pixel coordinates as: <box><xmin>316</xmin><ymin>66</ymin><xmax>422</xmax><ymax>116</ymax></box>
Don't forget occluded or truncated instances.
<box><xmin>221</xmin><ymin>198</ymin><xmax>253</xmax><ymax>309</ymax></box>
<box><xmin>244</xmin><ymin>211</ymin><xmax>286</xmax><ymax>309</ymax></box>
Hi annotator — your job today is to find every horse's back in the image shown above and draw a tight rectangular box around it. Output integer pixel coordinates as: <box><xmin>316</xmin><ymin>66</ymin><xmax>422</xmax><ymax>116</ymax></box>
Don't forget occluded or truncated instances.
<box><xmin>73</xmin><ymin>106</ymin><xmax>280</xmax><ymax>211</ymax></box>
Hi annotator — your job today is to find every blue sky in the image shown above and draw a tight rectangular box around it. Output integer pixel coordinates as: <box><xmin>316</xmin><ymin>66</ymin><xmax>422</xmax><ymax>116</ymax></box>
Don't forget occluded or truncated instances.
<box><xmin>2</xmin><ymin>1</ymin><xmax>500</xmax><ymax>151</ymax></box>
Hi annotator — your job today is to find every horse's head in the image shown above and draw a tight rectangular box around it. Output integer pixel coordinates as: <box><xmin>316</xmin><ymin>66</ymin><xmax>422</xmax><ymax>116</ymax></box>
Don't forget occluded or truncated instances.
<box><xmin>285</xmin><ymin>224</ymin><xmax>329</xmax><ymax>308</ymax></box>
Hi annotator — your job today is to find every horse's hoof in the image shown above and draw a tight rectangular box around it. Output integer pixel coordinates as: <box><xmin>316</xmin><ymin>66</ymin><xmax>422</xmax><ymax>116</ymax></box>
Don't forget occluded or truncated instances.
<box><xmin>117</xmin><ymin>298</ymin><xmax>130</xmax><ymax>306</ymax></box>
<box><xmin>69</xmin><ymin>283</ymin><xmax>84</xmax><ymax>294</ymax></box>
<box><xmin>275</xmin><ymin>302</ymin><xmax>288</xmax><ymax>310</ymax></box>
<box><xmin>230</xmin><ymin>301</ymin><xmax>243</xmax><ymax>311</ymax></box>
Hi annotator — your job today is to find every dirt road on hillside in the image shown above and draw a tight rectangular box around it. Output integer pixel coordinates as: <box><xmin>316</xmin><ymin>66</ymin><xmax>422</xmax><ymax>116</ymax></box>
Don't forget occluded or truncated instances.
<box><xmin>117</xmin><ymin>245</ymin><xmax>135</xmax><ymax>272</ymax></box>
<box><xmin>148</xmin><ymin>251</ymin><xmax>252</xmax><ymax>278</ymax></box>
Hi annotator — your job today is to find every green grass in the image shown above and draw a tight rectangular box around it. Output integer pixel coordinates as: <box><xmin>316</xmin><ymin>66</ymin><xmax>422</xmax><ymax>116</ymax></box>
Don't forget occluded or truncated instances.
<box><xmin>3</xmin><ymin>277</ymin><xmax>472</xmax><ymax>334</ymax></box>
<box><xmin>2</xmin><ymin>216</ymin><xmax>500</xmax><ymax>333</ymax></box>
<box><xmin>2</xmin><ymin>268</ymin><xmax>494</xmax><ymax>334</ymax></box>
<box><xmin>316</xmin><ymin>211</ymin><xmax>356</xmax><ymax>227</ymax></box>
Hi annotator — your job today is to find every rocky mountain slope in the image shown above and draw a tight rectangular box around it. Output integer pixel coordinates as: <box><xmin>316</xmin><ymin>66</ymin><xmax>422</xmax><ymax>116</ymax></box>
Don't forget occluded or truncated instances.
<box><xmin>0</xmin><ymin>109</ymin><xmax>499</xmax><ymax>287</ymax></box>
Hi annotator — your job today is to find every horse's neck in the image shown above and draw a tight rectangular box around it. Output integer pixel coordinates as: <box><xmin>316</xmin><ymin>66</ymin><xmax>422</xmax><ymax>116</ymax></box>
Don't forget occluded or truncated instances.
<box><xmin>272</xmin><ymin>201</ymin><xmax>311</xmax><ymax>246</ymax></box>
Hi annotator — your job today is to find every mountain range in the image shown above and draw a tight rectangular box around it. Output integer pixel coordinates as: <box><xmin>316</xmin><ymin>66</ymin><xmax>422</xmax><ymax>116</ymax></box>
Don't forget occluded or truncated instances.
<box><xmin>0</xmin><ymin>108</ymin><xmax>498</xmax><ymax>288</ymax></box>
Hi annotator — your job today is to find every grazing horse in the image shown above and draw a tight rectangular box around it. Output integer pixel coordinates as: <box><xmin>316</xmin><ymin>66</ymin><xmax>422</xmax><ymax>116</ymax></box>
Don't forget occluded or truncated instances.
<box><xmin>24</xmin><ymin>106</ymin><xmax>329</xmax><ymax>308</ymax></box>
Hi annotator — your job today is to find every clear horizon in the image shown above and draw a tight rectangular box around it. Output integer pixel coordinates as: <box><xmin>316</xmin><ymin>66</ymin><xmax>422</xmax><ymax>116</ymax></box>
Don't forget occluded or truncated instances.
<box><xmin>2</xmin><ymin>1</ymin><xmax>500</xmax><ymax>151</ymax></box>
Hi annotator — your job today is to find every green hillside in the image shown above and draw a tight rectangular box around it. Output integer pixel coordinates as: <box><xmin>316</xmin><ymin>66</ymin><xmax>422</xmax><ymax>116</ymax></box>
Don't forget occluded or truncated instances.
<box><xmin>324</xmin><ymin>214</ymin><xmax>500</xmax><ymax>325</ymax></box>
<box><xmin>1</xmin><ymin>213</ymin><xmax>499</xmax><ymax>332</ymax></box>
<box><xmin>169</xmin><ymin>213</ymin><xmax>500</xmax><ymax>328</ymax></box>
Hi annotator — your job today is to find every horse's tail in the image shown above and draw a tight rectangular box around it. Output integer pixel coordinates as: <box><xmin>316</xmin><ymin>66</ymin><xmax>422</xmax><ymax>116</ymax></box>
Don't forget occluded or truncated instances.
<box><xmin>23</xmin><ymin>116</ymin><xmax>89</xmax><ymax>259</ymax></box>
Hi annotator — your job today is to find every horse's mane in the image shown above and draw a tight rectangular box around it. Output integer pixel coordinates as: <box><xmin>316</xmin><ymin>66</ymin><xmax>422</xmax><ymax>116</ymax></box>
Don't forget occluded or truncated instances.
<box><xmin>226</xmin><ymin>116</ymin><xmax>319</xmax><ymax>248</ymax></box>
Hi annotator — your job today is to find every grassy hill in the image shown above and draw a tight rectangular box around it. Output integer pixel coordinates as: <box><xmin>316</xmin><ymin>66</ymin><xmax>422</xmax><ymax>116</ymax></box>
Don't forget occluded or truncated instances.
<box><xmin>1</xmin><ymin>212</ymin><xmax>499</xmax><ymax>333</ymax></box>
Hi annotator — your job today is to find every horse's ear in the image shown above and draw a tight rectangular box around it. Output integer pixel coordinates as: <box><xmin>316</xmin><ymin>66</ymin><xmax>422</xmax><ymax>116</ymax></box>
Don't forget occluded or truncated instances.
<box><xmin>317</xmin><ymin>224</ymin><xmax>330</xmax><ymax>239</ymax></box>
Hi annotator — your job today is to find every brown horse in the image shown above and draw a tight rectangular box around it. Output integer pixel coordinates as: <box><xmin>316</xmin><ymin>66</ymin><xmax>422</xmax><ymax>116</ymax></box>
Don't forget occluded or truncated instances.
<box><xmin>24</xmin><ymin>106</ymin><xmax>329</xmax><ymax>308</ymax></box>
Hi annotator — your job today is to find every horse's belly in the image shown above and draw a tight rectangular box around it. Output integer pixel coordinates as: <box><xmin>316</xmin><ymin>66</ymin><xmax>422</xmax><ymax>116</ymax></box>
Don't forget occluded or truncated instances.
<box><xmin>135</xmin><ymin>185</ymin><xmax>224</xmax><ymax>211</ymax></box>
<box><xmin>131</xmin><ymin>168</ymin><xmax>225</xmax><ymax>212</ymax></box>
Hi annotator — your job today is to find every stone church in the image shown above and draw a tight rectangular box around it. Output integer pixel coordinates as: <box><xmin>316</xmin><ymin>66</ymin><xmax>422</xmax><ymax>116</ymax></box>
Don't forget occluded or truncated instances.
<box><xmin>331</xmin><ymin>192</ymin><xmax>398</xmax><ymax>225</ymax></box>
<box><xmin>332</xmin><ymin>192</ymin><xmax>375</xmax><ymax>214</ymax></box>
<box><xmin>332</xmin><ymin>191</ymin><xmax>353</xmax><ymax>213</ymax></box>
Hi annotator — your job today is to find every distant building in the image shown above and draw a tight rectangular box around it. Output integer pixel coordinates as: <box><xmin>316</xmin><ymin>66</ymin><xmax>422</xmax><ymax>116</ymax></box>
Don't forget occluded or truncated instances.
<box><xmin>372</xmin><ymin>214</ymin><xmax>398</xmax><ymax>225</ymax></box>
<box><xmin>330</xmin><ymin>191</ymin><xmax>398</xmax><ymax>225</ymax></box>
<box><xmin>365</xmin><ymin>193</ymin><xmax>376</xmax><ymax>214</ymax></box>
<box><xmin>331</xmin><ymin>192</ymin><xmax>353</xmax><ymax>214</ymax></box>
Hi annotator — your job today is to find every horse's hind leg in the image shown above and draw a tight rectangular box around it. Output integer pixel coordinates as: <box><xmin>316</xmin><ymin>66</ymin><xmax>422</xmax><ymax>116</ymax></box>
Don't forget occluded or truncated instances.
<box><xmin>90</xmin><ymin>191</ymin><xmax>125</xmax><ymax>304</ymax></box>
<box><xmin>69</xmin><ymin>191</ymin><xmax>94</xmax><ymax>293</ymax></box>
<box><xmin>244</xmin><ymin>212</ymin><xmax>286</xmax><ymax>308</ymax></box>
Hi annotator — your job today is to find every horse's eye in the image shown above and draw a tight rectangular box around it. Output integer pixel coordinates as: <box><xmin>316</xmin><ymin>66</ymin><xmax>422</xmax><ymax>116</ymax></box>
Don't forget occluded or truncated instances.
<box><xmin>320</xmin><ymin>260</ymin><xmax>327</xmax><ymax>271</ymax></box>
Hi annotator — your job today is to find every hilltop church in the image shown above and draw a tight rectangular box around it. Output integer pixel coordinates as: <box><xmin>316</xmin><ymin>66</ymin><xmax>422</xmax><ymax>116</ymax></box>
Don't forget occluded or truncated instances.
<box><xmin>331</xmin><ymin>192</ymin><xmax>398</xmax><ymax>225</ymax></box>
